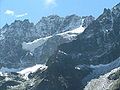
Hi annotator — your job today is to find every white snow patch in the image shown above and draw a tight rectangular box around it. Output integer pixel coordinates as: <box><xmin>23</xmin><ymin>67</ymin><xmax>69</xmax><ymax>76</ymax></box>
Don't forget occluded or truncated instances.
<box><xmin>90</xmin><ymin>64</ymin><xmax>110</xmax><ymax>68</ymax></box>
<box><xmin>22</xmin><ymin>36</ymin><xmax>52</xmax><ymax>52</ymax></box>
<box><xmin>57</xmin><ymin>26</ymin><xmax>85</xmax><ymax>40</ymax></box>
<box><xmin>0</xmin><ymin>72</ymin><xmax>2</xmax><ymax>76</ymax></box>
<box><xmin>22</xmin><ymin>26</ymin><xmax>85</xmax><ymax>52</ymax></box>
<box><xmin>30</xmin><ymin>52</ymin><xmax>33</xmax><ymax>56</ymax></box>
<box><xmin>5</xmin><ymin>77</ymin><xmax>11</xmax><ymax>81</ymax></box>
<box><xmin>58</xmin><ymin>50</ymin><xmax>67</xmax><ymax>55</ymax></box>
<box><xmin>75</xmin><ymin>66</ymin><xmax>81</xmax><ymax>70</ymax></box>
<box><xmin>75</xmin><ymin>64</ymin><xmax>88</xmax><ymax>70</ymax></box>
<box><xmin>0</xmin><ymin>34</ymin><xmax>5</xmax><ymax>40</ymax></box>
<box><xmin>0</xmin><ymin>72</ymin><xmax>4</xmax><ymax>76</ymax></box>
<box><xmin>82</xmin><ymin>57</ymin><xmax>120</xmax><ymax>87</ymax></box>
<box><xmin>18</xmin><ymin>64</ymin><xmax>48</xmax><ymax>80</ymax></box>
<box><xmin>61</xmin><ymin>34</ymin><xmax>77</xmax><ymax>40</ymax></box>
<box><xmin>57</xmin><ymin>26</ymin><xmax>85</xmax><ymax>36</ymax></box>
<box><xmin>0</xmin><ymin>64</ymin><xmax>48</xmax><ymax>80</ymax></box>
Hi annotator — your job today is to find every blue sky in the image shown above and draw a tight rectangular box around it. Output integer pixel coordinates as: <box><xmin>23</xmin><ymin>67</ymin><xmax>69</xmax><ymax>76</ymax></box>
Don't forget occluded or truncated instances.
<box><xmin>0</xmin><ymin>0</ymin><xmax>120</xmax><ymax>28</ymax></box>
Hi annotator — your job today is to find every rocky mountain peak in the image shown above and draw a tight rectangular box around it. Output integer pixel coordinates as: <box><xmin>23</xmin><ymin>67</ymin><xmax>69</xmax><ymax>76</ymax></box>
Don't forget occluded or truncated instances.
<box><xmin>2</xmin><ymin>23</ymin><xmax>9</xmax><ymax>29</ymax></box>
<box><xmin>45</xmin><ymin>15</ymin><xmax>62</xmax><ymax>19</ymax></box>
<box><xmin>113</xmin><ymin>2</ymin><xmax>120</xmax><ymax>10</ymax></box>
<box><xmin>82</xmin><ymin>15</ymin><xmax>95</xmax><ymax>27</ymax></box>
<box><xmin>9</xmin><ymin>19</ymin><xmax>34</xmax><ymax>29</ymax></box>
<box><xmin>65</xmin><ymin>14</ymin><xmax>80</xmax><ymax>20</ymax></box>
<box><xmin>35</xmin><ymin>15</ymin><xmax>64</xmax><ymax>37</ymax></box>
<box><xmin>0</xmin><ymin>14</ymin><xmax>95</xmax><ymax>68</ymax></box>
<box><xmin>35</xmin><ymin>14</ymin><xmax>94</xmax><ymax>37</ymax></box>
<box><xmin>112</xmin><ymin>3</ymin><xmax>120</xmax><ymax>18</ymax></box>
<box><xmin>97</xmin><ymin>8</ymin><xmax>112</xmax><ymax>23</ymax></box>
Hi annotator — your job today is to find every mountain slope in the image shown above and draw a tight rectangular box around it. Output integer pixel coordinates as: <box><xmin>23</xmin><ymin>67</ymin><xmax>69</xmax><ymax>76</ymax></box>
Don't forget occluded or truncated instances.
<box><xmin>0</xmin><ymin>15</ymin><xmax>94</xmax><ymax>68</ymax></box>
<box><xmin>22</xmin><ymin>26</ymin><xmax>85</xmax><ymax>64</ymax></box>
<box><xmin>84</xmin><ymin>67</ymin><xmax>120</xmax><ymax>90</ymax></box>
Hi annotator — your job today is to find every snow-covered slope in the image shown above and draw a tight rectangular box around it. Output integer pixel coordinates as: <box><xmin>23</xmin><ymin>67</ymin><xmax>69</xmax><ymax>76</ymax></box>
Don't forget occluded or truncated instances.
<box><xmin>22</xmin><ymin>36</ymin><xmax>52</xmax><ymax>52</ymax></box>
<box><xmin>18</xmin><ymin>64</ymin><xmax>48</xmax><ymax>80</ymax></box>
<box><xmin>82</xmin><ymin>57</ymin><xmax>120</xmax><ymax>84</ymax></box>
<box><xmin>0</xmin><ymin>64</ymin><xmax>48</xmax><ymax>80</ymax></box>
<box><xmin>57</xmin><ymin>26</ymin><xmax>84</xmax><ymax>40</ymax></box>
<box><xmin>22</xmin><ymin>26</ymin><xmax>85</xmax><ymax>52</ymax></box>
<box><xmin>21</xmin><ymin>26</ymin><xmax>85</xmax><ymax>65</ymax></box>
<box><xmin>57</xmin><ymin>26</ymin><xmax>84</xmax><ymax>36</ymax></box>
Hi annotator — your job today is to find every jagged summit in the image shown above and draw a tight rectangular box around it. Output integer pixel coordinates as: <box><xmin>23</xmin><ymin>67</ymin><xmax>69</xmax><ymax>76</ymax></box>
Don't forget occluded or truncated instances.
<box><xmin>35</xmin><ymin>14</ymin><xmax>94</xmax><ymax>37</ymax></box>
<box><xmin>0</xmin><ymin>14</ymin><xmax>94</xmax><ymax>68</ymax></box>
<box><xmin>112</xmin><ymin>2</ymin><xmax>120</xmax><ymax>17</ymax></box>
<box><xmin>113</xmin><ymin>2</ymin><xmax>120</xmax><ymax>9</ymax></box>
<box><xmin>2</xmin><ymin>23</ymin><xmax>9</xmax><ymax>29</ymax></box>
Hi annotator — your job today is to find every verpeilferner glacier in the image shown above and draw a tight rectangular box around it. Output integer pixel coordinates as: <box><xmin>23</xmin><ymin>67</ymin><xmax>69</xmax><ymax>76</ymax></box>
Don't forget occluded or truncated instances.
<box><xmin>22</xmin><ymin>26</ymin><xmax>84</xmax><ymax>53</ymax></box>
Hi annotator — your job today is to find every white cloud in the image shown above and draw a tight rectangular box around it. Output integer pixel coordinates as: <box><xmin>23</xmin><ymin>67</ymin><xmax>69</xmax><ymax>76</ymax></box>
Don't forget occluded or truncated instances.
<box><xmin>5</xmin><ymin>10</ymin><xmax>14</xmax><ymax>16</ymax></box>
<box><xmin>45</xmin><ymin>0</ymin><xmax>56</xmax><ymax>7</ymax></box>
<box><xmin>4</xmin><ymin>10</ymin><xmax>28</xmax><ymax>18</ymax></box>
<box><xmin>15</xmin><ymin>13</ymin><xmax>28</xmax><ymax>18</ymax></box>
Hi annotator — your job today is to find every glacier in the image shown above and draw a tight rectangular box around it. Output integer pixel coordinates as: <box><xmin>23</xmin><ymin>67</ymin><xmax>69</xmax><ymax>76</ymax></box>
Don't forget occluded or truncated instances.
<box><xmin>22</xmin><ymin>26</ymin><xmax>85</xmax><ymax>52</ymax></box>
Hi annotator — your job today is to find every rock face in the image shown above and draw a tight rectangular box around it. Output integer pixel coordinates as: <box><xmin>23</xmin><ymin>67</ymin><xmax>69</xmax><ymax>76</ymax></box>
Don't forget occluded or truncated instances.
<box><xmin>22</xmin><ymin>26</ymin><xmax>85</xmax><ymax>65</ymax></box>
<box><xmin>0</xmin><ymin>15</ymin><xmax>94</xmax><ymax>68</ymax></box>
<box><xmin>35</xmin><ymin>15</ymin><xmax>94</xmax><ymax>37</ymax></box>
<box><xmin>84</xmin><ymin>67</ymin><xmax>120</xmax><ymax>90</ymax></box>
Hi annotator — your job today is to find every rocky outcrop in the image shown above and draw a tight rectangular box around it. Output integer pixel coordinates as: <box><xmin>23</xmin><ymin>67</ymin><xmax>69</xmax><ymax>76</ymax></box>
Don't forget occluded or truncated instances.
<box><xmin>84</xmin><ymin>67</ymin><xmax>120</xmax><ymax>90</ymax></box>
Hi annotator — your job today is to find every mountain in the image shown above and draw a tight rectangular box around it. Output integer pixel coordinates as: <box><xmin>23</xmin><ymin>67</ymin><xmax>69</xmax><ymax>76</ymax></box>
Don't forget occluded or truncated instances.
<box><xmin>35</xmin><ymin>15</ymin><xmax>94</xmax><ymax>37</ymax></box>
<box><xmin>0</xmin><ymin>2</ymin><xmax>120</xmax><ymax>90</ymax></box>
<box><xmin>23</xmin><ymin>2</ymin><xmax>120</xmax><ymax>90</ymax></box>
<box><xmin>0</xmin><ymin>15</ymin><xmax>94</xmax><ymax>69</ymax></box>
<box><xmin>0</xmin><ymin>15</ymin><xmax>95</xmax><ymax>90</ymax></box>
